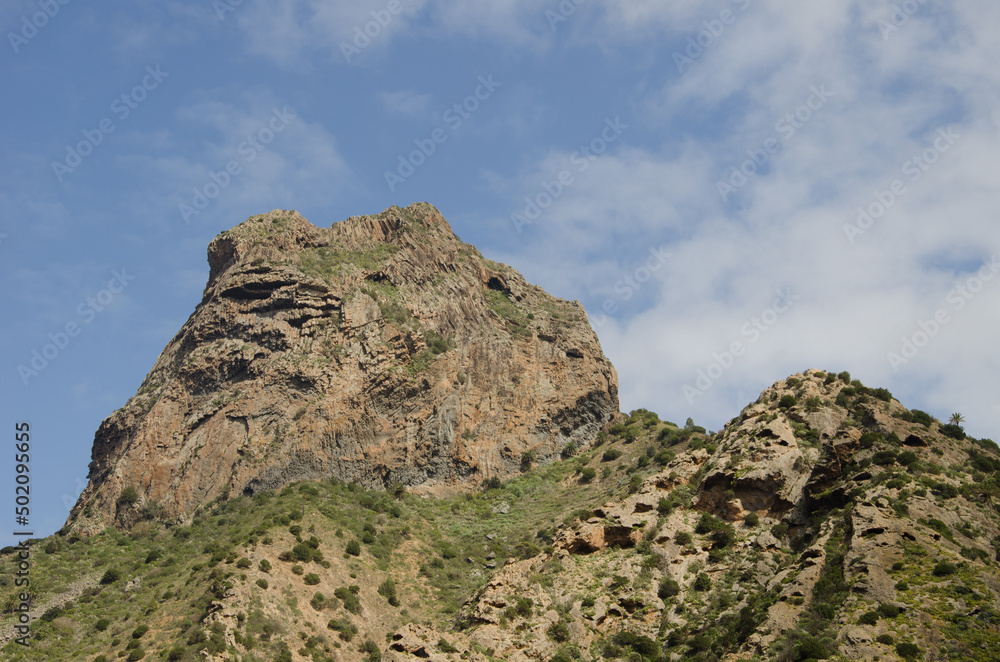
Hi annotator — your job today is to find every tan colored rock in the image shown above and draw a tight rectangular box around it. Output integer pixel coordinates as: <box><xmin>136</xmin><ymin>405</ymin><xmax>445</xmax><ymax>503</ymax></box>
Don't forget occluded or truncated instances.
<box><xmin>69</xmin><ymin>204</ymin><xmax>618</xmax><ymax>531</ymax></box>
<box><xmin>387</xmin><ymin>624</ymin><xmax>489</xmax><ymax>661</ymax></box>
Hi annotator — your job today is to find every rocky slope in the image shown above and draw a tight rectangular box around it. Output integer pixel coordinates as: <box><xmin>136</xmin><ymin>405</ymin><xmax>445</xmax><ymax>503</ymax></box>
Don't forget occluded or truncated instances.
<box><xmin>3</xmin><ymin>370</ymin><xmax>999</xmax><ymax>662</ymax></box>
<box><xmin>390</xmin><ymin>370</ymin><xmax>1000</xmax><ymax>662</ymax></box>
<box><xmin>68</xmin><ymin>203</ymin><xmax>618</xmax><ymax>532</ymax></box>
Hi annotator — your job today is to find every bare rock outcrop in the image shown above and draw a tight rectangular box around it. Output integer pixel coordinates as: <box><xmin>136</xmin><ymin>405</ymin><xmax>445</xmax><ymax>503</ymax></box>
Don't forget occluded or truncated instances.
<box><xmin>68</xmin><ymin>203</ymin><xmax>618</xmax><ymax>531</ymax></box>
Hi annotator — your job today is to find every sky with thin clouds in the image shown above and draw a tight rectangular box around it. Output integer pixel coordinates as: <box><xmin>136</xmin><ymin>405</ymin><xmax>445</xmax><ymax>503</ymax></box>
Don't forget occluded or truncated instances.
<box><xmin>2</xmin><ymin>0</ymin><xmax>999</xmax><ymax>546</ymax></box>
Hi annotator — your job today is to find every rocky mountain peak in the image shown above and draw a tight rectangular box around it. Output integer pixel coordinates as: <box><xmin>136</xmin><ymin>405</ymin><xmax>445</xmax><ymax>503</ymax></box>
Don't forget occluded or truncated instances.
<box><xmin>69</xmin><ymin>203</ymin><xmax>619</xmax><ymax>533</ymax></box>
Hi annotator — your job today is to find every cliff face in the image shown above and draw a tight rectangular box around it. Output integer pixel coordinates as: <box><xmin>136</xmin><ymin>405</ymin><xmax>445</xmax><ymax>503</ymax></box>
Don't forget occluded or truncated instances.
<box><xmin>69</xmin><ymin>203</ymin><xmax>618</xmax><ymax>530</ymax></box>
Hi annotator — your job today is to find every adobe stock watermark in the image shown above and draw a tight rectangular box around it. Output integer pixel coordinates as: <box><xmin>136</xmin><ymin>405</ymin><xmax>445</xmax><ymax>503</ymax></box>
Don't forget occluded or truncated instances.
<box><xmin>683</xmin><ymin>288</ymin><xmax>798</xmax><ymax>404</ymax></box>
<box><xmin>588</xmin><ymin>245</ymin><xmax>672</xmax><ymax>327</ymax></box>
<box><xmin>546</xmin><ymin>0</ymin><xmax>589</xmax><ymax>30</ymax></box>
<box><xmin>213</xmin><ymin>0</ymin><xmax>245</xmax><ymax>20</ymax></box>
<box><xmin>384</xmin><ymin>75</ymin><xmax>501</xmax><ymax>192</ymax></box>
<box><xmin>673</xmin><ymin>0</ymin><xmax>752</xmax><ymax>74</ymax></box>
<box><xmin>7</xmin><ymin>0</ymin><xmax>72</xmax><ymax>54</ymax></box>
<box><xmin>51</xmin><ymin>65</ymin><xmax>169</xmax><ymax>183</ymax></box>
<box><xmin>887</xmin><ymin>255</ymin><xmax>999</xmax><ymax>372</ymax></box>
<box><xmin>843</xmin><ymin>127</ymin><xmax>960</xmax><ymax>243</ymax></box>
<box><xmin>717</xmin><ymin>84</ymin><xmax>833</xmax><ymax>201</ymax></box>
<box><xmin>509</xmin><ymin>116</ymin><xmax>629</xmax><ymax>234</ymax></box>
<box><xmin>178</xmin><ymin>106</ymin><xmax>297</xmax><ymax>223</ymax></box>
<box><xmin>61</xmin><ymin>476</ymin><xmax>89</xmax><ymax>514</ymax></box>
<box><xmin>877</xmin><ymin>0</ymin><xmax>928</xmax><ymax>40</ymax></box>
<box><xmin>17</xmin><ymin>268</ymin><xmax>135</xmax><ymax>386</ymax></box>
<box><xmin>340</xmin><ymin>0</ymin><xmax>415</xmax><ymax>63</ymax></box>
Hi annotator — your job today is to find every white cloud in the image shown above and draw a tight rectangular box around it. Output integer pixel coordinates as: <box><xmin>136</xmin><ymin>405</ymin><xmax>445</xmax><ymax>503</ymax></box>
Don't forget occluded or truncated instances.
<box><xmin>234</xmin><ymin>0</ymin><xmax>430</xmax><ymax>65</ymax></box>
<box><xmin>477</xmin><ymin>1</ymin><xmax>1000</xmax><ymax>439</ymax></box>
<box><xmin>113</xmin><ymin>91</ymin><xmax>354</xmax><ymax>232</ymax></box>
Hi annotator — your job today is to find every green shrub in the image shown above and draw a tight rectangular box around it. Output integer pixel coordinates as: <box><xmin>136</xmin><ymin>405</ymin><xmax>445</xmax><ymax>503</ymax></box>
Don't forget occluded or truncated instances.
<box><xmin>910</xmin><ymin>410</ymin><xmax>934</xmax><ymax>427</ymax></box>
<box><xmin>873</xmin><ymin>450</ymin><xmax>897</xmax><ymax>466</ymax></box>
<box><xmin>547</xmin><ymin>621</ymin><xmax>570</xmax><ymax>642</ymax></box>
<box><xmin>693</xmin><ymin>573</ymin><xmax>711</xmax><ymax>591</ymax></box>
<box><xmin>132</xmin><ymin>625</ymin><xmax>149</xmax><ymax>639</ymax></box>
<box><xmin>126</xmin><ymin>648</ymin><xmax>145</xmax><ymax>662</ymax></box>
<box><xmin>654</xmin><ymin>449</ymin><xmax>675</xmax><ymax>465</ymax></box>
<box><xmin>878</xmin><ymin>603</ymin><xmax>900</xmax><ymax>618</ymax></box>
<box><xmin>259</xmin><ymin>559</ymin><xmax>271</xmax><ymax>573</ymax></box>
<box><xmin>858</xmin><ymin>610</ymin><xmax>879</xmax><ymax>625</ymax></box>
<box><xmin>361</xmin><ymin>639</ymin><xmax>381</xmax><ymax>662</ymax></box>
<box><xmin>346</xmin><ymin>540</ymin><xmax>361</xmax><ymax>556</ymax></box>
<box><xmin>791</xmin><ymin>633</ymin><xmax>832</xmax><ymax>661</ymax></box>
<box><xmin>657</xmin><ymin>497</ymin><xmax>671</xmax><ymax>515</ymax></box>
<box><xmin>100</xmin><ymin>568</ymin><xmax>122</xmax><ymax>585</ymax></box>
<box><xmin>674</xmin><ymin>531</ymin><xmax>693</xmax><ymax>547</ymax></box>
<box><xmin>658</xmin><ymin>578</ymin><xmax>680</xmax><ymax>599</ymax></box>
<box><xmin>932</xmin><ymin>562</ymin><xmax>957</xmax><ymax>576</ymax></box>
<box><xmin>627</xmin><ymin>474</ymin><xmax>644</xmax><ymax>493</ymax></box>
<box><xmin>438</xmin><ymin>638</ymin><xmax>458</xmax><ymax>653</ymax></box>
<box><xmin>601</xmin><ymin>449</ymin><xmax>622</xmax><ymax>462</ymax></box>
<box><xmin>236</xmin><ymin>557</ymin><xmax>252</xmax><ymax>569</ymax></box>
<box><xmin>95</xmin><ymin>617</ymin><xmax>111</xmax><ymax>631</ymax></box>
<box><xmin>778</xmin><ymin>395</ymin><xmax>797</xmax><ymax>409</ymax></box>
<box><xmin>256</xmin><ymin>578</ymin><xmax>269</xmax><ymax>589</ymax></box>
<box><xmin>335</xmin><ymin>587</ymin><xmax>362</xmax><ymax>614</ymax></box>
<box><xmin>695</xmin><ymin>513</ymin><xmax>720</xmax><ymax>534</ymax></box>
<box><xmin>580</xmin><ymin>467</ymin><xmax>597</xmax><ymax>482</ymax></box>
<box><xmin>328</xmin><ymin>616</ymin><xmax>358</xmax><ymax>641</ymax></box>
<box><xmin>872</xmin><ymin>388</ymin><xmax>893</xmax><ymax>402</ymax></box>
<box><xmin>896</xmin><ymin>642</ymin><xmax>922</xmax><ymax>660</ymax></box>
<box><xmin>291</xmin><ymin>565</ymin><xmax>304</xmax><ymax>575</ymax></box>
<box><xmin>304</xmin><ymin>573</ymin><xmax>320</xmax><ymax>585</ymax></box>
<box><xmin>378</xmin><ymin>578</ymin><xmax>399</xmax><ymax>606</ymax></box>
<box><xmin>117</xmin><ymin>486</ymin><xmax>140</xmax><ymax>507</ymax></box>
<box><xmin>744</xmin><ymin>512</ymin><xmax>760</xmax><ymax>527</ymax></box>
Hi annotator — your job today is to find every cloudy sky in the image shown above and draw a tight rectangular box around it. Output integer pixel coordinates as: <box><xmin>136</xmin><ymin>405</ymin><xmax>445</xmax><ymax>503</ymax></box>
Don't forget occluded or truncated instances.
<box><xmin>2</xmin><ymin>0</ymin><xmax>998</xmax><ymax>545</ymax></box>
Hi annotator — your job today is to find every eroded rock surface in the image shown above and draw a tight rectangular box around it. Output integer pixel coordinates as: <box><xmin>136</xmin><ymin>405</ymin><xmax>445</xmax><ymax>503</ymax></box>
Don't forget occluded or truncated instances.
<box><xmin>69</xmin><ymin>204</ymin><xmax>618</xmax><ymax>531</ymax></box>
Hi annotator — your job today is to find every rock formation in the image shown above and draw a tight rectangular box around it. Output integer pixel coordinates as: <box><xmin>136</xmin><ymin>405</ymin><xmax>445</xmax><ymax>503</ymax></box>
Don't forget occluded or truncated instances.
<box><xmin>68</xmin><ymin>203</ymin><xmax>618</xmax><ymax>531</ymax></box>
<box><xmin>390</xmin><ymin>370</ymin><xmax>1000</xmax><ymax>661</ymax></box>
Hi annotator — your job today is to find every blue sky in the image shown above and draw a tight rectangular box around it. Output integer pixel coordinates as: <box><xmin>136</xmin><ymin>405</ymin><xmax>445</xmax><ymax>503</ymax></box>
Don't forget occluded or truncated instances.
<box><xmin>2</xmin><ymin>0</ymin><xmax>999</xmax><ymax>547</ymax></box>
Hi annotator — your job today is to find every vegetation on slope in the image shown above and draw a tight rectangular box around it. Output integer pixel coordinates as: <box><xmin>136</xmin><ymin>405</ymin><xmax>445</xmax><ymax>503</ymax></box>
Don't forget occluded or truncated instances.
<box><xmin>4</xmin><ymin>369</ymin><xmax>1000</xmax><ymax>662</ymax></box>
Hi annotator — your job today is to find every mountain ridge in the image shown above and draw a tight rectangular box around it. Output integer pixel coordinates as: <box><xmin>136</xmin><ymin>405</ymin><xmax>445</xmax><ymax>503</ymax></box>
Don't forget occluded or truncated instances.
<box><xmin>3</xmin><ymin>204</ymin><xmax>999</xmax><ymax>662</ymax></box>
<box><xmin>3</xmin><ymin>370</ymin><xmax>999</xmax><ymax>662</ymax></box>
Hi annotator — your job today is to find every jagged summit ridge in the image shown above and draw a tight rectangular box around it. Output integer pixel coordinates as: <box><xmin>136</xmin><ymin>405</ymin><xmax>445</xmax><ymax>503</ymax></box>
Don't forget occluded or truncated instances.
<box><xmin>69</xmin><ymin>203</ymin><xmax>618</xmax><ymax>532</ymax></box>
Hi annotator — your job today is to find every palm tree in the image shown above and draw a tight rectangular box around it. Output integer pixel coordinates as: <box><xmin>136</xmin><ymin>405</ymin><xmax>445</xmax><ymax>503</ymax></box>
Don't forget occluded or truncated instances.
<box><xmin>949</xmin><ymin>412</ymin><xmax>965</xmax><ymax>426</ymax></box>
